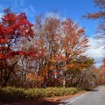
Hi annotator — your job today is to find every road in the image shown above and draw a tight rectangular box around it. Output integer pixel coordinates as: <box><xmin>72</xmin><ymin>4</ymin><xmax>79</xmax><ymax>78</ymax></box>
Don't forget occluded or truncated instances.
<box><xmin>59</xmin><ymin>86</ymin><xmax>105</xmax><ymax>105</ymax></box>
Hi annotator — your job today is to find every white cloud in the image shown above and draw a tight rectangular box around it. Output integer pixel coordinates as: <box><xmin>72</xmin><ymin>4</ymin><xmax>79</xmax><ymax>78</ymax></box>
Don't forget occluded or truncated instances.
<box><xmin>84</xmin><ymin>37</ymin><xmax>105</xmax><ymax>67</ymax></box>
<box><xmin>46</xmin><ymin>12</ymin><xmax>61</xmax><ymax>19</ymax></box>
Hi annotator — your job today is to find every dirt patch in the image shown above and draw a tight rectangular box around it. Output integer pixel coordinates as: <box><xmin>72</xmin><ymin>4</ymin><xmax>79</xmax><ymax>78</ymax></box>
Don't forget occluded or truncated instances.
<box><xmin>44</xmin><ymin>91</ymin><xmax>86</xmax><ymax>101</ymax></box>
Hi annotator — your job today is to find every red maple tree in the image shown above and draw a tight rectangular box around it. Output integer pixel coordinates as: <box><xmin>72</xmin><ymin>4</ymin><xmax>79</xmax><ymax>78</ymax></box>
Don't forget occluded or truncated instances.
<box><xmin>0</xmin><ymin>8</ymin><xmax>34</xmax><ymax>86</ymax></box>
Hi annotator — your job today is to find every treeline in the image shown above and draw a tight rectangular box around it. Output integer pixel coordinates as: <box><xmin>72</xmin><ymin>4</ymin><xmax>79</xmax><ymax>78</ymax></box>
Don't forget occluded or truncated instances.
<box><xmin>0</xmin><ymin>8</ymin><xmax>104</xmax><ymax>89</ymax></box>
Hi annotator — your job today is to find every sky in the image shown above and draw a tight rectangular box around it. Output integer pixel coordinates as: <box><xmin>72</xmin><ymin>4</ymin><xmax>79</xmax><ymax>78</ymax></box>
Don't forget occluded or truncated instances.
<box><xmin>0</xmin><ymin>0</ymin><xmax>104</xmax><ymax>67</ymax></box>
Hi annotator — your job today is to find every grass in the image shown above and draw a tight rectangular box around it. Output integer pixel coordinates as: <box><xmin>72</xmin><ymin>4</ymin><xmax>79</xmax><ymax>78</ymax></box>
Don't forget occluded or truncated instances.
<box><xmin>0</xmin><ymin>86</ymin><xmax>81</xmax><ymax>102</ymax></box>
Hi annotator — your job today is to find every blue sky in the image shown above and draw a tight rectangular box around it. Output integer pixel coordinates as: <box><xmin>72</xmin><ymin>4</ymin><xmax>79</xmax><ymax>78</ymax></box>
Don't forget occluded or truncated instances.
<box><xmin>0</xmin><ymin>0</ymin><xmax>104</xmax><ymax>67</ymax></box>
<box><xmin>0</xmin><ymin>0</ymin><xmax>100</xmax><ymax>36</ymax></box>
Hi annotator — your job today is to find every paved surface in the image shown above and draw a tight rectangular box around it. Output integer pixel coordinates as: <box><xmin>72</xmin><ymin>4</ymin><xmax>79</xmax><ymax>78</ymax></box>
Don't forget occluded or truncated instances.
<box><xmin>59</xmin><ymin>86</ymin><xmax>105</xmax><ymax>105</ymax></box>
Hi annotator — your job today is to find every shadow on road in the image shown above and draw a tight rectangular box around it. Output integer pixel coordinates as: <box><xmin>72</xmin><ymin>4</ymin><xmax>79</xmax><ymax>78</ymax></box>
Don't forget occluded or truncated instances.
<box><xmin>0</xmin><ymin>99</ymin><xmax>67</xmax><ymax>105</ymax></box>
<box><xmin>91</xmin><ymin>89</ymin><xmax>98</xmax><ymax>92</ymax></box>
<box><xmin>86</xmin><ymin>89</ymin><xmax>98</xmax><ymax>92</ymax></box>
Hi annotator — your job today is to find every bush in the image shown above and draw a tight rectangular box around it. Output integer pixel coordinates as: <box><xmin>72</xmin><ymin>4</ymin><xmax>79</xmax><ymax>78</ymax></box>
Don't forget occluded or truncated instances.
<box><xmin>0</xmin><ymin>86</ymin><xmax>81</xmax><ymax>102</ymax></box>
<box><xmin>0</xmin><ymin>86</ymin><xmax>26</xmax><ymax>102</ymax></box>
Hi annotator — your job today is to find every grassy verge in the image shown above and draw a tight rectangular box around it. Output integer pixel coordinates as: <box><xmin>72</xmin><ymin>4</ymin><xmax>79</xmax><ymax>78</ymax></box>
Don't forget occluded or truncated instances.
<box><xmin>0</xmin><ymin>86</ymin><xmax>81</xmax><ymax>102</ymax></box>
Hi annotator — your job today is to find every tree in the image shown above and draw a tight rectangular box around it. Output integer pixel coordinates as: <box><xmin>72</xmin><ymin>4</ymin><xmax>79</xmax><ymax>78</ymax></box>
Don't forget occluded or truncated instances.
<box><xmin>83</xmin><ymin>0</ymin><xmax>105</xmax><ymax>87</ymax></box>
<box><xmin>31</xmin><ymin>16</ymin><xmax>89</xmax><ymax>87</ymax></box>
<box><xmin>83</xmin><ymin>0</ymin><xmax>105</xmax><ymax>36</ymax></box>
<box><xmin>60</xmin><ymin>18</ymin><xmax>89</xmax><ymax>87</ymax></box>
<box><xmin>0</xmin><ymin>8</ymin><xmax>34</xmax><ymax>86</ymax></box>
<box><xmin>33</xmin><ymin>16</ymin><xmax>61</xmax><ymax>87</ymax></box>
<box><xmin>64</xmin><ymin>56</ymin><xmax>95</xmax><ymax>88</ymax></box>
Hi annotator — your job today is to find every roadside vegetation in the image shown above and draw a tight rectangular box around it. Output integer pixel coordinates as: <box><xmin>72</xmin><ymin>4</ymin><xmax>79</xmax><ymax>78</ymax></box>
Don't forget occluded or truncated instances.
<box><xmin>0</xmin><ymin>86</ymin><xmax>80</xmax><ymax>102</ymax></box>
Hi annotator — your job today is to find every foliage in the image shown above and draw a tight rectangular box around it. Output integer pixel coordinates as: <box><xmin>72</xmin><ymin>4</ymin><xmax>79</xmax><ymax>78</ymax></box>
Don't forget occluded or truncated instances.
<box><xmin>82</xmin><ymin>0</ymin><xmax>105</xmax><ymax>87</ymax></box>
<box><xmin>83</xmin><ymin>0</ymin><xmax>105</xmax><ymax>38</ymax></box>
<box><xmin>0</xmin><ymin>8</ymin><xmax>102</xmax><ymax>89</ymax></box>
<box><xmin>0</xmin><ymin>8</ymin><xmax>34</xmax><ymax>86</ymax></box>
<box><xmin>0</xmin><ymin>86</ymin><xmax>80</xmax><ymax>102</ymax></box>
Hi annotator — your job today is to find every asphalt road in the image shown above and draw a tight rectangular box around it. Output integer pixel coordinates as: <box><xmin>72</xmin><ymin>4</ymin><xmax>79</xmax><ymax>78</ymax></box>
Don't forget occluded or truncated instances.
<box><xmin>59</xmin><ymin>86</ymin><xmax>105</xmax><ymax>105</ymax></box>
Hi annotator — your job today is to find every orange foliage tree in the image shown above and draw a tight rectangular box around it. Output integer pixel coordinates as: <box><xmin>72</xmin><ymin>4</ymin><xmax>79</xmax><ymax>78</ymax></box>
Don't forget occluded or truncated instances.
<box><xmin>29</xmin><ymin>16</ymin><xmax>90</xmax><ymax>87</ymax></box>
<box><xmin>83</xmin><ymin>0</ymin><xmax>105</xmax><ymax>36</ymax></box>
<box><xmin>83</xmin><ymin>0</ymin><xmax>105</xmax><ymax>86</ymax></box>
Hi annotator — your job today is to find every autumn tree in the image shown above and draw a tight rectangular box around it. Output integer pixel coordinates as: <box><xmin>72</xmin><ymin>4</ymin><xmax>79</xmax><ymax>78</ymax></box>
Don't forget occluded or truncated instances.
<box><xmin>83</xmin><ymin>0</ymin><xmax>105</xmax><ymax>86</ymax></box>
<box><xmin>29</xmin><ymin>16</ymin><xmax>90</xmax><ymax>87</ymax></box>
<box><xmin>0</xmin><ymin>8</ymin><xmax>34</xmax><ymax>86</ymax></box>
<box><xmin>83</xmin><ymin>0</ymin><xmax>105</xmax><ymax>39</ymax></box>
<box><xmin>97</xmin><ymin>58</ymin><xmax>105</xmax><ymax>85</ymax></box>
<box><xmin>32</xmin><ymin>16</ymin><xmax>61</xmax><ymax>87</ymax></box>
<box><xmin>59</xmin><ymin>18</ymin><xmax>89</xmax><ymax>87</ymax></box>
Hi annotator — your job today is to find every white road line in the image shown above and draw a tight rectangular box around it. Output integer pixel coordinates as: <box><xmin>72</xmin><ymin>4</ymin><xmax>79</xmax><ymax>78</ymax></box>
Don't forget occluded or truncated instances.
<box><xmin>65</xmin><ymin>92</ymin><xmax>88</xmax><ymax>105</ymax></box>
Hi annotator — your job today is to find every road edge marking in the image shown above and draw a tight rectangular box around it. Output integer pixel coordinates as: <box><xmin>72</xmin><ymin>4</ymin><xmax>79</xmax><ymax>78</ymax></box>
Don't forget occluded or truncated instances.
<box><xmin>66</xmin><ymin>92</ymin><xmax>88</xmax><ymax>105</ymax></box>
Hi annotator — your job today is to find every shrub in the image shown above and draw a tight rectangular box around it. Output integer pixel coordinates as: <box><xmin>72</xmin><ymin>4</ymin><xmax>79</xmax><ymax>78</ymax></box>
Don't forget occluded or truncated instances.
<box><xmin>0</xmin><ymin>86</ymin><xmax>80</xmax><ymax>102</ymax></box>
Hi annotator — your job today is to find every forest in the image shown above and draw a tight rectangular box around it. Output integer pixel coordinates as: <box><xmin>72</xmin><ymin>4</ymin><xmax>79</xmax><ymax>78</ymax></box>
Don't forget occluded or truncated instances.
<box><xmin>0</xmin><ymin>0</ymin><xmax>105</xmax><ymax>102</ymax></box>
